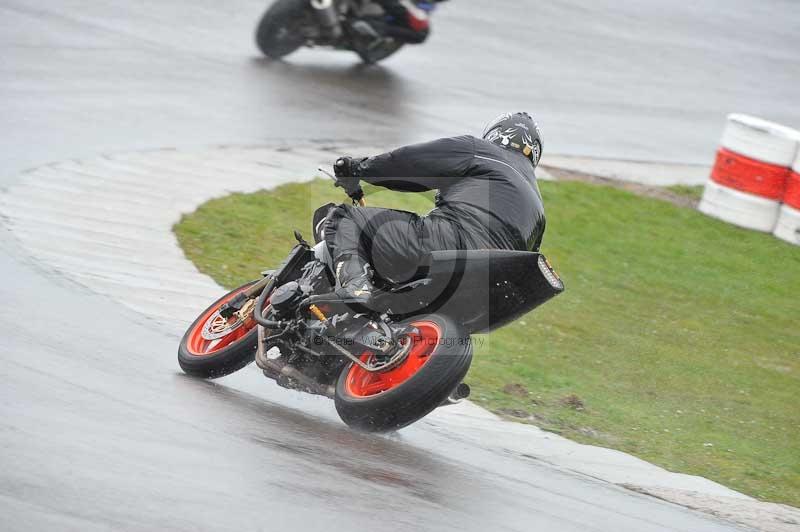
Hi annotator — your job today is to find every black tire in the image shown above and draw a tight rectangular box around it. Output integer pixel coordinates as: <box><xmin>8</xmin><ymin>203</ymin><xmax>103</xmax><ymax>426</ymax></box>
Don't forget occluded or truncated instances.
<box><xmin>355</xmin><ymin>40</ymin><xmax>405</xmax><ymax>64</ymax></box>
<box><xmin>255</xmin><ymin>0</ymin><xmax>313</xmax><ymax>59</ymax></box>
<box><xmin>334</xmin><ymin>314</ymin><xmax>472</xmax><ymax>432</ymax></box>
<box><xmin>178</xmin><ymin>281</ymin><xmax>260</xmax><ymax>379</ymax></box>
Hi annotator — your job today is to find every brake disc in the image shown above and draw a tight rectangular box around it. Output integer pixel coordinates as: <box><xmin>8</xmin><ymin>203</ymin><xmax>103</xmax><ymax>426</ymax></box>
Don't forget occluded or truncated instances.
<box><xmin>200</xmin><ymin>310</ymin><xmax>243</xmax><ymax>340</ymax></box>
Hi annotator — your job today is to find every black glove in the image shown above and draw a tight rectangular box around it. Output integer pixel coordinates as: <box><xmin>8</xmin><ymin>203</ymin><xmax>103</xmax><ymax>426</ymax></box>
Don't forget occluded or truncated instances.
<box><xmin>348</xmin><ymin>186</ymin><xmax>364</xmax><ymax>204</ymax></box>
<box><xmin>334</xmin><ymin>157</ymin><xmax>363</xmax><ymax>201</ymax></box>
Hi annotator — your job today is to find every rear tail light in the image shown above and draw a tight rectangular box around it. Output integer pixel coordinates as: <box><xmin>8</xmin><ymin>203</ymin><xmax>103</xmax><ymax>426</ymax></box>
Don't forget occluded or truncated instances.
<box><xmin>538</xmin><ymin>255</ymin><xmax>564</xmax><ymax>291</ymax></box>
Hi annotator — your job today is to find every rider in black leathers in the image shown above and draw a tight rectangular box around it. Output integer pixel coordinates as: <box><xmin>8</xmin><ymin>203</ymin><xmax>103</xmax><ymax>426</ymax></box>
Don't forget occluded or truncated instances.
<box><xmin>326</xmin><ymin>112</ymin><xmax>545</xmax><ymax>302</ymax></box>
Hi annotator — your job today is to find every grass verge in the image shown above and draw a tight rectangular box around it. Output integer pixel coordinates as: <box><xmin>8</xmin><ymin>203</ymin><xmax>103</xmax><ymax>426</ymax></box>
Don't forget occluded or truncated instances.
<box><xmin>667</xmin><ymin>184</ymin><xmax>705</xmax><ymax>201</ymax></box>
<box><xmin>175</xmin><ymin>178</ymin><xmax>799</xmax><ymax>506</ymax></box>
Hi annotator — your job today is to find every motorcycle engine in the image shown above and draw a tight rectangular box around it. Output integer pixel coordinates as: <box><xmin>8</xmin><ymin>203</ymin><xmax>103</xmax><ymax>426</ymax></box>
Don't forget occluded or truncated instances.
<box><xmin>270</xmin><ymin>281</ymin><xmax>305</xmax><ymax>317</ymax></box>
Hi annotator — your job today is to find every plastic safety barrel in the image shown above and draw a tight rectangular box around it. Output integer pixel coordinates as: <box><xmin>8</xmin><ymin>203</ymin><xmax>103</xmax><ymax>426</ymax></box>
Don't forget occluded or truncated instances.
<box><xmin>773</xmin><ymin>152</ymin><xmax>800</xmax><ymax>245</ymax></box>
<box><xmin>699</xmin><ymin>114</ymin><xmax>799</xmax><ymax>232</ymax></box>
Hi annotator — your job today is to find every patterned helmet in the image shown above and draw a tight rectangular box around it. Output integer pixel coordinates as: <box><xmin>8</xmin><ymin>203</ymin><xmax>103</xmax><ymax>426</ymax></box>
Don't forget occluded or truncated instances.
<box><xmin>482</xmin><ymin>112</ymin><xmax>543</xmax><ymax>167</ymax></box>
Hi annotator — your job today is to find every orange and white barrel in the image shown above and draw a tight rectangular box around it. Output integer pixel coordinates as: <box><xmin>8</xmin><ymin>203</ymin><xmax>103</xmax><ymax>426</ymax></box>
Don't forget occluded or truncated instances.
<box><xmin>773</xmin><ymin>153</ymin><xmax>800</xmax><ymax>245</ymax></box>
<box><xmin>699</xmin><ymin>114</ymin><xmax>798</xmax><ymax>232</ymax></box>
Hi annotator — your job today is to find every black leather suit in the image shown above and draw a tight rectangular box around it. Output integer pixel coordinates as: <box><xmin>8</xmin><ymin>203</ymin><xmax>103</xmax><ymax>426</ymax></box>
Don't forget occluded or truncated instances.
<box><xmin>324</xmin><ymin>135</ymin><xmax>546</xmax><ymax>284</ymax></box>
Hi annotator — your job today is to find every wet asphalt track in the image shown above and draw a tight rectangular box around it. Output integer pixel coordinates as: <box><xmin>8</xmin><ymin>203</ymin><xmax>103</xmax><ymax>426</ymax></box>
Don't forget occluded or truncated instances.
<box><xmin>2</xmin><ymin>1</ymin><xmax>799</xmax><ymax>530</ymax></box>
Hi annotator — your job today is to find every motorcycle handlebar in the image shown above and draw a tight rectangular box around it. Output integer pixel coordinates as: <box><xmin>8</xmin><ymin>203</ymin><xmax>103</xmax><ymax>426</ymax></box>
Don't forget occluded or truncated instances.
<box><xmin>318</xmin><ymin>166</ymin><xmax>366</xmax><ymax>207</ymax></box>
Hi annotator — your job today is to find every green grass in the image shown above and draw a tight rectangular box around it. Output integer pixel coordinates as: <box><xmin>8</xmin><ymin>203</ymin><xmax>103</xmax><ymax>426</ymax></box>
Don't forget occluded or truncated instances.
<box><xmin>667</xmin><ymin>184</ymin><xmax>704</xmax><ymax>201</ymax></box>
<box><xmin>175</xmin><ymin>178</ymin><xmax>800</xmax><ymax>507</ymax></box>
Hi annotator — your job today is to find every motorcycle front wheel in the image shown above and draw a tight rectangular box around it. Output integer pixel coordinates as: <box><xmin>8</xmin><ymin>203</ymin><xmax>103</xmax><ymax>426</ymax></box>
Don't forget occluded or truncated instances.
<box><xmin>178</xmin><ymin>281</ymin><xmax>264</xmax><ymax>378</ymax></box>
<box><xmin>334</xmin><ymin>313</ymin><xmax>472</xmax><ymax>432</ymax></box>
<box><xmin>255</xmin><ymin>0</ymin><xmax>313</xmax><ymax>59</ymax></box>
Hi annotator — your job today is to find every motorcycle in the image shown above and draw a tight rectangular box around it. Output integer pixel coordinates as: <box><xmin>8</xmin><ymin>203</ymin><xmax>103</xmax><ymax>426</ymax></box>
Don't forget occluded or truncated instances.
<box><xmin>178</xmin><ymin>171</ymin><xmax>564</xmax><ymax>432</ymax></box>
<box><xmin>255</xmin><ymin>0</ymin><xmax>442</xmax><ymax>64</ymax></box>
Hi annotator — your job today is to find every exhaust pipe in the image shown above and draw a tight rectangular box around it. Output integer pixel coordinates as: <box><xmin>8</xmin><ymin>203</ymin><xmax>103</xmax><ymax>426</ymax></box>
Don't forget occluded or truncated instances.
<box><xmin>310</xmin><ymin>0</ymin><xmax>342</xmax><ymax>39</ymax></box>
<box><xmin>255</xmin><ymin>326</ymin><xmax>335</xmax><ymax>398</ymax></box>
<box><xmin>440</xmin><ymin>382</ymin><xmax>471</xmax><ymax>406</ymax></box>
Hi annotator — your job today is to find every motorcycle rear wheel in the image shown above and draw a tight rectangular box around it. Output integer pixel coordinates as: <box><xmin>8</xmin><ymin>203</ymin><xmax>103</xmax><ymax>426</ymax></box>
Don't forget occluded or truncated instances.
<box><xmin>178</xmin><ymin>281</ymin><xmax>263</xmax><ymax>378</ymax></box>
<box><xmin>334</xmin><ymin>313</ymin><xmax>472</xmax><ymax>432</ymax></box>
<box><xmin>255</xmin><ymin>0</ymin><xmax>313</xmax><ymax>59</ymax></box>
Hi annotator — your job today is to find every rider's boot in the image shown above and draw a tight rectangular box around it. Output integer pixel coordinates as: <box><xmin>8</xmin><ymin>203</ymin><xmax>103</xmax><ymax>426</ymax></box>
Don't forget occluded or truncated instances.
<box><xmin>333</xmin><ymin>254</ymin><xmax>376</xmax><ymax>304</ymax></box>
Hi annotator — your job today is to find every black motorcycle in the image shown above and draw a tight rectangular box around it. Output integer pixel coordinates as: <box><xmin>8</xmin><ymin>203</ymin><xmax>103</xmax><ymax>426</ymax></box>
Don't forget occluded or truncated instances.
<box><xmin>178</xmin><ymin>174</ymin><xmax>564</xmax><ymax>432</ymax></box>
<box><xmin>255</xmin><ymin>0</ymin><xmax>441</xmax><ymax>63</ymax></box>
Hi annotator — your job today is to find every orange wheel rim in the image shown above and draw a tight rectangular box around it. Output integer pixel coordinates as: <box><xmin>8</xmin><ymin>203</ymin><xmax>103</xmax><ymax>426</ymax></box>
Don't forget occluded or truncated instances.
<box><xmin>186</xmin><ymin>284</ymin><xmax>261</xmax><ymax>356</ymax></box>
<box><xmin>344</xmin><ymin>320</ymin><xmax>441</xmax><ymax>397</ymax></box>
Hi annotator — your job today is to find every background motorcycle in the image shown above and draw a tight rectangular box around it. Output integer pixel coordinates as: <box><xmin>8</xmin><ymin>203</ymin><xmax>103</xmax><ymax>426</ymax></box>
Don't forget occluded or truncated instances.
<box><xmin>255</xmin><ymin>0</ymin><xmax>440</xmax><ymax>64</ymax></box>
<box><xmin>178</xmin><ymin>175</ymin><xmax>564</xmax><ymax>432</ymax></box>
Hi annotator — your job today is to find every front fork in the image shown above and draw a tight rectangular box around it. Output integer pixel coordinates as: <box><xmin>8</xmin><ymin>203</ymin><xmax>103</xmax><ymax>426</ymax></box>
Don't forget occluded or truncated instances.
<box><xmin>310</xmin><ymin>0</ymin><xmax>343</xmax><ymax>38</ymax></box>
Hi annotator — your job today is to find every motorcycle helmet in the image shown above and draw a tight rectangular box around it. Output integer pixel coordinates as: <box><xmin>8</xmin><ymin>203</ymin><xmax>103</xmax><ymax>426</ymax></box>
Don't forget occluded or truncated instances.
<box><xmin>482</xmin><ymin>112</ymin><xmax>543</xmax><ymax>167</ymax></box>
